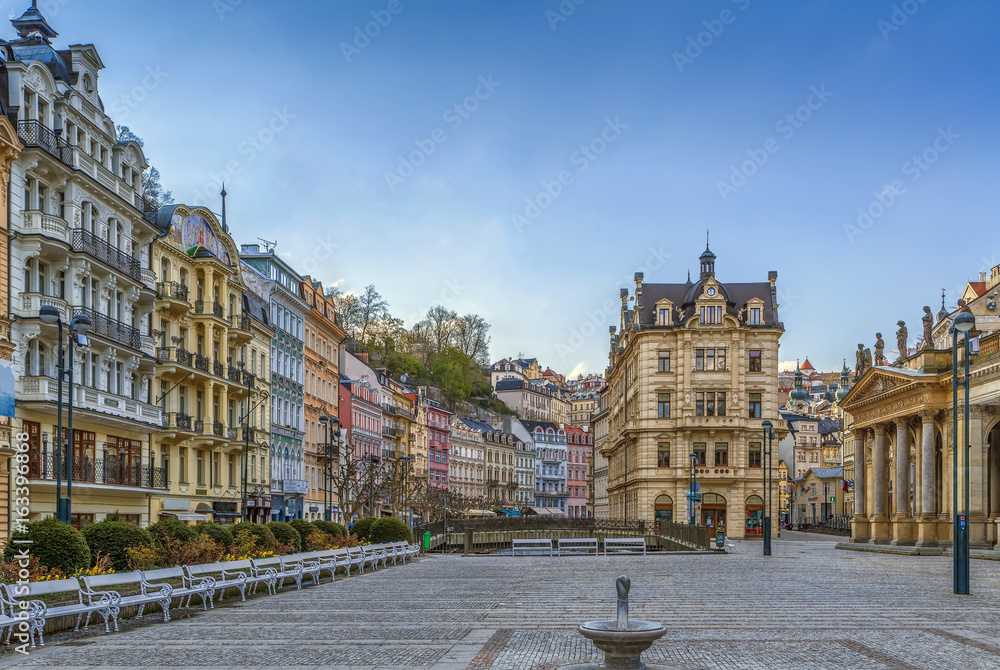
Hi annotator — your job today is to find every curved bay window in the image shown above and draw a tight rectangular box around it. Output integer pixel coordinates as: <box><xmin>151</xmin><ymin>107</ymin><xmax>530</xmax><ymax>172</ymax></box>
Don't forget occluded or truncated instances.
<box><xmin>701</xmin><ymin>492</ymin><xmax>726</xmax><ymax>531</ymax></box>
<box><xmin>654</xmin><ymin>495</ymin><xmax>673</xmax><ymax>524</ymax></box>
<box><xmin>745</xmin><ymin>495</ymin><xmax>764</xmax><ymax>537</ymax></box>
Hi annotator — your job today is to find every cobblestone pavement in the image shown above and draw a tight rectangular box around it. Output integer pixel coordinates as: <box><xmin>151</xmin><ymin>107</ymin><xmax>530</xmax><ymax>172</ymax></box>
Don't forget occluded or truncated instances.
<box><xmin>5</xmin><ymin>537</ymin><xmax>1000</xmax><ymax>669</ymax></box>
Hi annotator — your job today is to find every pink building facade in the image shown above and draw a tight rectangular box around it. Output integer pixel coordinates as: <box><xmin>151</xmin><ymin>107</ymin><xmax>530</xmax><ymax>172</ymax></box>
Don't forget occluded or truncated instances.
<box><xmin>565</xmin><ymin>425</ymin><xmax>593</xmax><ymax>518</ymax></box>
<box><xmin>426</xmin><ymin>400</ymin><xmax>452</xmax><ymax>489</ymax></box>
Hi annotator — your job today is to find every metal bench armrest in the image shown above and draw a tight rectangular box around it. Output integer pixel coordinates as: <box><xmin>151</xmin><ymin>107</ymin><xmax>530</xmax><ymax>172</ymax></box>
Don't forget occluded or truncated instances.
<box><xmin>220</xmin><ymin>569</ymin><xmax>249</xmax><ymax>582</ymax></box>
<box><xmin>85</xmin><ymin>589</ymin><xmax>122</xmax><ymax>608</ymax></box>
<box><xmin>140</xmin><ymin>581</ymin><xmax>174</xmax><ymax>598</ymax></box>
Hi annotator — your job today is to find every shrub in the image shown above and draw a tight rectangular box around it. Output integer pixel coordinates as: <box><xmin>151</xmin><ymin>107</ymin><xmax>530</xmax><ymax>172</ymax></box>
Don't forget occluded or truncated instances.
<box><xmin>267</xmin><ymin>521</ymin><xmax>302</xmax><ymax>552</ymax></box>
<box><xmin>287</xmin><ymin>519</ymin><xmax>316</xmax><ymax>545</ymax></box>
<box><xmin>350</xmin><ymin>517</ymin><xmax>376</xmax><ymax>541</ymax></box>
<box><xmin>148</xmin><ymin>517</ymin><xmax>198</xmax><ymax>544</ymax></box>
<box><xmin>195</xmin><ymin>523</ymin><xmax>234</xmax><ymax>548</ymax></box>
<box><xmin>305</xmin><ymin>531</ymin><xmax>335</xmax><ymax>551</ymax></box>
<box><xmin>225</xmin><ymin>526</ymin><xmax>278</xmax><ymax>560</ymax></box>
<box><xmin>154</xmin><ymin>535</ymin><xmax>225</xmax><ymax>568</ymax></box>
<box><xmin>126</xmin><ymin>544</ymin><xmax>158</xmax><ymax>571</ymax></box>
<box><xmin>3</xmin><ymin>518</ymin><xmax>90</xmax><ymax>573</ymax></box>
<box><xmin>369</xmin><ymin>517</ymin><xmax>413</xmax><ymax>544</ymax></box>
<box><xmin>230</xmin><ymin>521</ymin><xmax>277</xmax><ymax>552</ymax></box>
<box><xmin>82</xmin><ymin>519</ymin><xmax>153</xmax><ymax>571</ymax></box>
<box><xmin>0</xmin><ymin>555</ymin><xmax>65</xmax><ymax>582</ymax></box>
<box><xmin>312</xmin><ymin>520</ymin><xmax>346</xmax><ymax>538</ymax></box>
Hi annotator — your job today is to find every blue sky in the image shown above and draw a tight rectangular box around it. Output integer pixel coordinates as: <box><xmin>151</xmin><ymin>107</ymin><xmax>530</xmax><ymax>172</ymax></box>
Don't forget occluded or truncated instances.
<box><xmin>14</xmin><ymin>0</ymin><xmax>999</xmax><ymax>378</ymax></box>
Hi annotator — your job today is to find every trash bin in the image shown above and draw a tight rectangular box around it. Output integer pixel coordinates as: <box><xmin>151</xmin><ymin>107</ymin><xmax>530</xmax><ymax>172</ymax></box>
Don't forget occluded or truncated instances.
<box><xmin>423</xmin><ymin>531</ymin><xmax>431</xmax><ymax>550</ymax></box>
<box><xmin>715</xmin><ymin>530</ymin><xmax>725</xmax><ymax>549</ymax></box>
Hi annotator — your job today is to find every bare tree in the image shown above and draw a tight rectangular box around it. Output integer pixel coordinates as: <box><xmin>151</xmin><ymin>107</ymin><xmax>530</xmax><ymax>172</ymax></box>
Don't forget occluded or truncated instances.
<box><xmin>418</xmin><ymin>305</ymin><xmax>458</xmax><ymax>362</ymax></box>
<box><xmin>453</xmin><ymin>313</ymin><xmax>491</xmax><ymax>367</ymax></box>
<box><xmin>329</xmin><ymin>284</ymin><xmax>388</xmax><ymax>348</ymax></box>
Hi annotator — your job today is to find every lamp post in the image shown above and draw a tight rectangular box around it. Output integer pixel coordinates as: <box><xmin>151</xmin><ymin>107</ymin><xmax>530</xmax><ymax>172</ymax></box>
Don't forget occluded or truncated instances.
<box><xmin>399</xmin><ymin>455</ymin><xmax>412</xmax><ymax>529</ymax></box>
<box><xmin>952</xmin><ymin>311</ymin><xmax>975</xmax><ymax>594</ymax></box>
<box><xmin>367</xmin><ymin>454</ymin><xmax>381</xmax><ymax>516</ymax></box>
<box><xmin>761</xmin><ymin>419</ymin><xmax>774</xmax><ymax>556</ymax></box>
<box><xmin>237</xmin><ymin>362</ymin><xmax>268</xmax><ymax>522</ymax></box>
<box><xmin>39</xmin><ymin>306</ymin><xmax>91</xmax><ymax>524</ymax></box>
<box><xmin>319</xmin><ymin>415</ymin><xmax>342</xmax><ymax>522</ymax></box>
<box><xmin>688</xmin><ymin>451</ymin><xmax>698</xmax><ymax>525</ymax></box>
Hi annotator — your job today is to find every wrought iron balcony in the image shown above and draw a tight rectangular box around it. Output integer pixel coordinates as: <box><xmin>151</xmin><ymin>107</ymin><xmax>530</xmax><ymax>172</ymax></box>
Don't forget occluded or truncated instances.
<box><xmin>71</xmin><ymin>228</ymin><xmax>146</xmax><ymax>283</ymax></box>
<box><xmin>156</xmin><ymin>281</ymin><xmax>189</xmax><ymax>302</ymax></box>
<box><xmin>27</xmin><ymin>453</ymin><xmax>167</xmax><ymax>490</ymax></box>
<box><xmin>213</xmin><ymin>360</ymin><xmax>225</xmax><ymax>377</ymax></box>
<box><xmin>18</xmin><ymin>120</ymin><xmax>75</xmax><ymax>166</ymax></box>
<box><xmin>194</xmin><ymin>354</ymin><xmax>210</xmax><ymax>373</ymax></box>
<box><xmin>231</xmin><ymin>312</ymin><xmax>251</xmax><ymax>331</ymax></box>
<box><xmin>74</xmin><ymin>307</ymin><xmax>142</xmax><ymax>351</ymax></box>
<box><xmin>162</xmin><ymin>412</ymin><xmax>194</xmax><ymax>431</ymax></box>
<box><xmin>194</xmin><ymin>300</ymin><xmax>225</xmax><ymax>319</ymax></box>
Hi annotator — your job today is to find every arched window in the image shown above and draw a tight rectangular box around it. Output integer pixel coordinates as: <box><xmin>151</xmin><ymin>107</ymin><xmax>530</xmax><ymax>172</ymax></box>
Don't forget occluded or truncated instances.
<box><xmin>745</xmin><ymin>495</ymin><xmax>764</xmax><ymax>537</ymax></box>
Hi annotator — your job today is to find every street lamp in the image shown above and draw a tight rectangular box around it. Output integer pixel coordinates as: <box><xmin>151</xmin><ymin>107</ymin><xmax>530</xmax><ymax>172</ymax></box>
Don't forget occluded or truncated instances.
<box><xmin>688</xmin><ymin>451</ymin><xmax>698</xmax><ymax>525</ymax></box>
<box><xmin>367</xmin><ymin>454</ymin><xmax>381</xmax><ymax>516</ymax></box>
<box><xmin>761</xmin><ymin>419</ymin><xmax>775</xmax><ymax>557</ymax></box>
<box><xmin>399</xmin><ymin>455</ymin><xmax>412</xmax><ymax>529</ymax></box>
<box><xmin>952</xmin><ymin>311</ymin><xmax>975</xmax><ymax>595</ymax></box>
<box><xmin>39</xmin><ymin>305</ymin><xmax>91</xmax><ymax>524</ymax></box>
<box><xmin>237</xmin><ymin>361</ymin><xmax>268</xmax><ymax>522</ymax></box>
<box><xmin>319</xmin><ymin>415</ymin><xmax>341</xmax><ymax>522</ymax></box>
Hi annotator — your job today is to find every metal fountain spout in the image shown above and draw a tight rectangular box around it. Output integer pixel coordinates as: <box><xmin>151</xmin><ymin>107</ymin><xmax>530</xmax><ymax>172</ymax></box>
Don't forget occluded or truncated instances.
<box><xmin>616</xmin><ymin>575</ymin><xmax>630</xmax><ymax>631</ymax></box>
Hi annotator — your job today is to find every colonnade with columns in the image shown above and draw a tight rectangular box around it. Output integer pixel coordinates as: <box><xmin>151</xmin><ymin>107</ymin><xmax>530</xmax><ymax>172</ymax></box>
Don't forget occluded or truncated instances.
<box><xmin>851</xmin><ymin>406</ymin><xmax>1000</xmax><ymax>549</ymax></box>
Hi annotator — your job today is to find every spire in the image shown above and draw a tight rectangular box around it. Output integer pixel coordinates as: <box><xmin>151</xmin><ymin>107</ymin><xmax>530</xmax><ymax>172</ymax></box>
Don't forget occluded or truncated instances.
<box><xmin>220</xmin><ymin>183</ymin><xmax>228</xmax><ymax>232</ymax></box>
<box><xmin>12</xmin><ymin>1</ymin><xmax>58</xmax><ymax>40</ymax></box>
<box><xmin>699</xmin><ymin>232</ymin><xmax>716</xmax><ymax>279</ymax></box>
<box><xmin>686</xmin><ymin>269</ymin><xmax>691</xmax><ymax>284</ymax></box>
<box><xmin>937</xmin><ymin>287</ymin><xmax>949</xmax><ymax>321</ymax></box>
<box><xmin>790</xmin><ymin>360</ymin><xmax>808</xmax><ymax>401</ymax></box>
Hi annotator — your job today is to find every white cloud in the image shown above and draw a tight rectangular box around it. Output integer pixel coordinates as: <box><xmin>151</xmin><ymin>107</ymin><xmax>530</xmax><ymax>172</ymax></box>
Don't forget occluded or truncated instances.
<box><xmin>779</xmin><ymin>360</ymin><xmax>798</xmax><ymax>372</ymax></box>
<box><xmin>568</xmin><ymin>361</ymin><xmax>589</xmax><ymax>379</ymax></box>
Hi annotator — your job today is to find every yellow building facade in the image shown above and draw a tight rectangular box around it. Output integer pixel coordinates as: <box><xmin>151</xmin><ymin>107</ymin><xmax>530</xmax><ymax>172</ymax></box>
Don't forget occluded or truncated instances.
<box><xmin>151</xmin><ymin>204</ymin><xmax>271</xmax><ymax>524</ymax></box>
<box><xmin>603</xmin><ymin>246</ymin><xmax>785</xmax><ymax>539</ymax></box>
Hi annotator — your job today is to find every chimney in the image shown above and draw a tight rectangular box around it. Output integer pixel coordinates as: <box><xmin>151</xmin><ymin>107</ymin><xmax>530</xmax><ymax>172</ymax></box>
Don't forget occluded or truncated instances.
<box><xmin>980</xmin><ymin>272</ymin><xmax>987</xmax><ymax>283</ymax></box>
<box><xmin>241</xmin><ymin>244</ymin><xmax>260</xmax><ymax>254</ymax></box>
<box><xmin>502</xmin><ymin>414</ymin><xmax>513</xmax><ymax>434</ymax></box>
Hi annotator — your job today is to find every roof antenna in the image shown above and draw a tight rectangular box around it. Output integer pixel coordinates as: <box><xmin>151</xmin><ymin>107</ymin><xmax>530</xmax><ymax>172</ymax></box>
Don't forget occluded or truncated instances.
<box><xmin>258</xmin><ymin>238</ymin><xmax>276</xmax><ymax>253</ymax></box>
<box><xmin>706</xmin><ymin>228</ymin><xmax>710</xmax><ymax>250</ymax></box>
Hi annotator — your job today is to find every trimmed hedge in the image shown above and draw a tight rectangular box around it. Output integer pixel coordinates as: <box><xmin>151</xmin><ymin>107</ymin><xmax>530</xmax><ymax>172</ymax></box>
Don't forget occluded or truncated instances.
<box><xmin>148</xmin><ymin>517</ymin><xmax>199</xmax><ymax>544</ymax></box>
<box><xmin>82</xmin><ymin>519</ymin><xmax>153</xmax><ymax>571</ymax></box>
<box><xmin>266</xmin><ymin>521</ymin><xmax>302</xmax><ymax>552</ymax></box>
<box><xmin>195</xmin><ymin>522</ymin><xmax>234</xmax><ymax>548</ymax></box>
<box><xmin>350</xmin><ymin>517</ymin><xmax>376</xmax><ymax>541</ymax></box>
<box><xmin>312</xmin><ymin>520</ymin><xmax>347</xmax><ymax>538</ymax></box>
<box><xmin>287</xmin><ymin>519</ymin><xmax>317</xmax><ymax>543</ymax></box>
<box><xmin>370</xmin><ymin>517</ymin><xmax>413</xmax><ymax>544</ymax></box>
<box><xmin>230</xmin><ymin>521</ymin><xmax>276</xmax><ymax>551</ymax></box>
<box><xmin>3</xmin><ymin>518</ymin><xmax>91</xmax><ymax>573</ymax></box>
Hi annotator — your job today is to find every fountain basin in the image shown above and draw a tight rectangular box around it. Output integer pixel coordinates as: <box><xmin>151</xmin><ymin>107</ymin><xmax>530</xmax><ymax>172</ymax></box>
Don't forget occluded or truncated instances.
<box><xmin>578</xmin><ymin>620</ymin><xmax>667</xmax><ymax>670</ymax></box>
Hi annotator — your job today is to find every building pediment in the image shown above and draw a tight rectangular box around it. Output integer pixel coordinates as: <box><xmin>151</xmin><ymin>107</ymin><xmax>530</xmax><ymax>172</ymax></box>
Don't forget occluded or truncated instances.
<box><xmin>841</xmin><ymin>368</ymin><xmax>924</xmax><ymax>408</ymax></box>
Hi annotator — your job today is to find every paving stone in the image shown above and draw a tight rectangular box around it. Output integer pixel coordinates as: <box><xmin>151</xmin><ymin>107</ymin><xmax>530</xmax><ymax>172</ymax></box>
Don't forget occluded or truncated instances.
<box><xmin>3</xmin><ymin>535</ymin><xmax>999</xmax><ymax>668</ymax></box>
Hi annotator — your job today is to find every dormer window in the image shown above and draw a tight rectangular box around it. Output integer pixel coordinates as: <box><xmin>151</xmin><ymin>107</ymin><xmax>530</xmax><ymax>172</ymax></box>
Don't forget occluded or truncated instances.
<box><xmin>83</xmin><ymin>73</ymin><xmax>94</xmax><ymax>93</ymax></box>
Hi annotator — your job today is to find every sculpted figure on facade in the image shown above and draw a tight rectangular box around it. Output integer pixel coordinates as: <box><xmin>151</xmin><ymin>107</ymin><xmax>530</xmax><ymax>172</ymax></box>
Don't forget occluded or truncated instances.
<box><xmin>921</xmin><ymin>306</ymin><xmax>934</xmax><ymax>350</ymax></box>
<box><xmin>895</xmin><ymin>321</ymin><xmax>907</xmax><ymax>362</ymax></box>
<box><xmin>874</xmin><ymin>333</ymin><xmax>885</xmax><ymax>366</ymax></box>
<box><xmin>855</xmin><ymin>343</ymin><xmax>868</xmax><ymax>379</ymax></box>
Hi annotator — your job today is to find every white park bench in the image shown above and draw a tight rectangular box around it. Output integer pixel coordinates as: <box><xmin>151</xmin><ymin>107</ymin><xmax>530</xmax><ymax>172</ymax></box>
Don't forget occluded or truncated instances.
<box><xmin>4</xmin><ymin>577</ymin><xmax>118</xmax><ymax>647</ymax></box>
<box><xmin>362</xmin><ymin>544</ymin><xmax>389</xmax><ymax>570</ymax></box>
<box><xmin>557</xmin><ymin>537</ymin><xmax>599</xmax><ymax>556</ymax></box>
<box><xmin>0</xmin><ymin>585</ymin><xmax>35</xmax><ymax>645</ymax></box>
<box><xmin>723</xmin><ymin>536</ymin><xmax>739</xmax><ymax>552</ymax></box>
<box><xmin>210</xmin><ymin>559</ymin><xmax>278</xmax><ymax>598</ymax></box>
<box><xmin>295</xmin><ymin>550</ymin><xmax>342</xmax><ymax>583</ymax></box>
<box><xmin>279</xmin><ymin>553</ymin><xmax>321</xmax><ymax>588</ymax></box>
<box><xmin>603</xmin><ymin>537</ymin><xmax>647</xmax><ymax>555</ymax></box>
<box><xmin>405</xmin><ymin>542</ymin><xmax>421</xmax><ymax>560</ymax></box>
<box><xmin>252</xmin><ymin>556</ymin><xmax>304</xmax><ymax>590</ymax></box>
<box><xmin>82</xmin><ymin>571</ymin><xmax>171</xmax><ymax>624</ymax></box>
<box><xmin>336</xmin><ymin>546</ymin><xmax>367</xmax><ymax>574</ymax></box>
<box><xmin>140</xmin><ymin>566</ymin><xmax>215</xmax><ymax>611</ymax></box>
<box><xmin>512</xmin><ymin>538</ymin><xmax>553</xmax><ymax>556</ymax></box>
<box><xmin>347</xmin><ymin>546</ymin><xmax>371</xmax><ymax>572</ymax></box>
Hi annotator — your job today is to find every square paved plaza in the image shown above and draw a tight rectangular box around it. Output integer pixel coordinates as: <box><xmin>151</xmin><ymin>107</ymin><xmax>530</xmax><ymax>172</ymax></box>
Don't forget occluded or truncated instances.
<box><xmin>5</xmin><ymin>534</ymin><xmax>1000</xmax><ymax>669</ymax></box>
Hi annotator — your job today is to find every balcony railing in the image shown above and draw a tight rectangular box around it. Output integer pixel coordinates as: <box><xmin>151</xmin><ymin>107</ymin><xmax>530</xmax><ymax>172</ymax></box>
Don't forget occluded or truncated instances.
<box><xmin>213</xmin><ymin>360</ymin><xmax>225</xmax><ymax>377</ymax></box>
<box><xmin>194</xmin><ymin>300</ymin><xmax>225</xmax><ymax>319</ymax></box>
<box><xmin>71</xmin><ymin>228</ymin><xmax>144</xmax><ymax>283</ymax></box>
<box><xmin>162</xmin><ymin>412</ymin><xmax>194</xmax><ymax>431</ymax></box>
<box><xmin>231</xmin><ymin>312</ymin><xmax>251</xmax><ymax>331</ymax></box>
<box><xmin>213</xmin><ymin>421</ymin><xmax>226</xmax><ymax>437</ymax></box>
<box><xmin>74</xmin><ymin>307</ymin><xmax>142</xmax><ymax>351</ymax></box>
<box><xmin>156</xmin><ymin>281</ymin><xmax>189</xmax><ymax>302</ymax></box>
<box><xmin>194</xmin><ymin>354</ymin><xmax>210</xmax><ymax>373</ymax></box>
<box><xmin>18</xmin><ymin>293</ymin><xmax>70</xmax><ymax>322</ymax></box>
<box><xmin>19</xmin><ymin>376</ymin><xmax>161</xmax><ymax>425</ymax></box>
<box><xmin>28</xmin><ymin>453</ymin><xmax>167</xmax><ymax>490</ymax></box>
<box><xmin>18</xmin><ymin>120</ymin><xmax>74</xmax><ymax>166</ymax></box>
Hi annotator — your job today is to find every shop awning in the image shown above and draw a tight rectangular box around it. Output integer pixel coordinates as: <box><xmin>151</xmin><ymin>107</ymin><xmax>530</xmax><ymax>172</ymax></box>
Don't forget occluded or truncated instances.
<box><xmin>528</xmin><ymin>507</ymin><xmax>563</xmax><ymax>516</ymax></box>
<box><xmin>159</xmin><ymin>512</ymin><xmax>210</xmax><ymax>522</ymax></box>
<box><xmin>466</xmin><ymin>509</ymin><xmax>496</xmax><ymax>517</ymax></box>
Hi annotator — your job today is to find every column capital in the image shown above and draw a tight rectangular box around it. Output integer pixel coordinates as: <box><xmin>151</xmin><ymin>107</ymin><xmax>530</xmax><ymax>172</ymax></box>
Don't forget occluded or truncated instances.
<box><xmin>969</xmin><ymin>404</ymin><xmax>996</xmax><ymax>420</ymax></box>
<box><xmin>917</xmin><ymin>409</ymin><xmax>936</xmax><ymax>422</ymax></box>
<box><xmin>872</xmin><ymin>422</ymin><xmax>889</xmax><ymax>436</ymax></box>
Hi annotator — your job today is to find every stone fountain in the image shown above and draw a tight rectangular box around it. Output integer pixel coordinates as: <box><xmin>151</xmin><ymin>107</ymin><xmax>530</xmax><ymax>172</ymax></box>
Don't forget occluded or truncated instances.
<box><xmin>567</xmin><ymin>576</ymin><xmax>667</xmax><ymax>670</ymax></box>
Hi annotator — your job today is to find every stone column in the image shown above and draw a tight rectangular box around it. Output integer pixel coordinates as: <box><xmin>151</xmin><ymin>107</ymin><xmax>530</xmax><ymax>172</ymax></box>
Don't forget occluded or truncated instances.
<box><xmin>969</xmin><ymin>405</ymin><xmax>990</xmax><ymax>549</ymax></box>
<box><xmin>869</xmin><ymin>424</ymin><xmax>890</xmax><ymax>545</ymax></box>
<box><xmin>916</xmin><ymin>410</ymin><xmax>938</xmax><ymax>547</ymax></box>
<box><xmin>891</xmin><ymin>420</ymin><xmax>914</xmax><ymax>545</ymax></box>
<box><xmin>852</xmin><ymin>429</ymin><xmax>869</xmax><ymax>543</ymax></box>
<box><xmin>990</xmin><ymin>431</ymin><xmax>1000</xmax><ymax>548</ymax></box>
